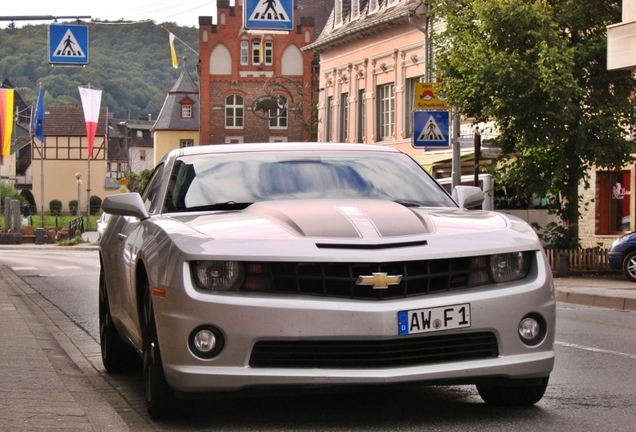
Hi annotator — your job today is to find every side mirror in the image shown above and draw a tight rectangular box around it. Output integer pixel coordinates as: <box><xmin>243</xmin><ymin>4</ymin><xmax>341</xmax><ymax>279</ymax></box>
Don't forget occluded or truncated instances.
<box><xmin>453</xmin><ymin>186</ymin><xmax>485</xmax><ymax>209</ymax></box>
<box><xmin>101</xmin><ymin>193</ymin><xmax>149</xmax><ymax>220</ymax></box>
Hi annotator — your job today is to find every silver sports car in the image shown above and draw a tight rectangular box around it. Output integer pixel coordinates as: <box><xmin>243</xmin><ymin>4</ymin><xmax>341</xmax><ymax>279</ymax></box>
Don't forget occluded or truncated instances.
<box><xmin>99</xmin><ymin>143</ymin><xmax>555</xmax><ymax>419</ymax></box>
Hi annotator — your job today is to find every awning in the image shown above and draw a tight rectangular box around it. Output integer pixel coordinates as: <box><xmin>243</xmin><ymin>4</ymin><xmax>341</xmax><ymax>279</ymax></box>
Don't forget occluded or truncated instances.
<box><xmin>413</xmin><ymin>149</ymin><xmax>475</xmax><ymax>173</ymax></box>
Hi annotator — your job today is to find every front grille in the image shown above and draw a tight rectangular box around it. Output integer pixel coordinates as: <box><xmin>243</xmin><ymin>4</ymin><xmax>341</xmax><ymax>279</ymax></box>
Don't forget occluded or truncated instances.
<box><xmin>250</xmin><ymin>332</ymin><xmax>499</xmax><ymax>368</ymax></box>
<box><xmin>241</xmin><ymin>257</ymin><xmax>488</xmax><ymax>300</ymax></box>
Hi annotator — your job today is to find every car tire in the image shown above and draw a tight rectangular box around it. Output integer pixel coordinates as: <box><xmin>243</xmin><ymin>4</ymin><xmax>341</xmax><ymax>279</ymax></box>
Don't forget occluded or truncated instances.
<box><xmin>142</xmin><ymin>283</ymin><xmax>178</xmax><ymax>419</ymax></box>
<box><xmin>476</xmin><ymin>376</ymin><xmax>549</xmax><ymax>406</ymax></box>
<box><xmin>622</xmin><ymin>251</ymin><xmax>636</xmax><ymax>282</ymax></box>
<box><xmin>99</xmin><ymin>267</ymin><xmax>139</xmax><ymax>373</ymax></box>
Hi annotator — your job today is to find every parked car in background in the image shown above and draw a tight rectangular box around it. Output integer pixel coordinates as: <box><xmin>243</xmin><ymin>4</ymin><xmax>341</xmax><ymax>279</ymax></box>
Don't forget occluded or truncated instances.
<box><xmin>99</xmin><ymin>143</ymin><xmax>556</xmax><ymax>419</ymax></box>
<box><xmin>96</xmin><ymin>212</ymin><xmax>111</xmax><ymax>240</ymax></box>
<box><xmin>609</xmin><ymin>232</ymin><xmax>636</xmax><ymax>281</ymax></box>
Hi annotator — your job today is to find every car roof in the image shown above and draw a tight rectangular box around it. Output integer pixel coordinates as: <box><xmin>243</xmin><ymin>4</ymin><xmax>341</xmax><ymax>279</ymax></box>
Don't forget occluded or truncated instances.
<box><xmin>159</xmin><ymin>143</ymin><xmax>402</xmax><ymax>164</ymax></box>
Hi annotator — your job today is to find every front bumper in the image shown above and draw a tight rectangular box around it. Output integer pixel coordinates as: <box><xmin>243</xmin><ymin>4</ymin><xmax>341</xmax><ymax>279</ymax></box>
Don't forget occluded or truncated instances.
<box><xmin>153</xmin><ymin>252</ymin><xmax>556</xmax><ymax>394</ymax></box>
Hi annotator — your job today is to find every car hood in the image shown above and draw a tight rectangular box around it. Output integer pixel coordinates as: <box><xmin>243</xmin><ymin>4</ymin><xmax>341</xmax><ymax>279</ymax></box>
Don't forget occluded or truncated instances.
<box><xmin>153</xmin><ymin>199</ymin><xmax>540</xmax><ymax>261</ymax></box>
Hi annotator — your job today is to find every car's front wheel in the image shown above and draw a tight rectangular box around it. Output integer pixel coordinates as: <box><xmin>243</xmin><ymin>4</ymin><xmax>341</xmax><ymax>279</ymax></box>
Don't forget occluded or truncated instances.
<box><xmin>476</xmin><ymin>376</ymin><xmax>549</xmax><ymax>406</ymax></box>
<box><xmin>622</xmin><ymin>251</ymin><xmax>636</xmax><ymax>282</ymax></box>
<box><xmin>99</xmin><ymin>267</ymin><xmax>139</xmax><ymax>373</ymax></box>
<box><xmin>142</xmin><ymin>281</ymin><xmax>178</xmax><ymax>419</ymax></box>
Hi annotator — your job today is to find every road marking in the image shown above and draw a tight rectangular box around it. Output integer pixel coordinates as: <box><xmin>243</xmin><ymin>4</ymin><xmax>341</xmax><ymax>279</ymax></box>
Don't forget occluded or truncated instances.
<box><xmin>556</xmin><ymin>341</ymin><xmax>636</xmax><ymax>360</ymax></box>
<box><xmin>55</xmin><ymin>266</ymin><xmax>82</xmax><ymax>270</ymax></box>
<box><xmin>11</xmin><ymin>266</ymin><xmax>37</xmax><ymax>271</ymax></box>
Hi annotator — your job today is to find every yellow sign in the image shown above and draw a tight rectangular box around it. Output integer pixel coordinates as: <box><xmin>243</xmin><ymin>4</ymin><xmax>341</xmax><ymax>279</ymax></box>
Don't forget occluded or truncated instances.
<box><xmin>118</xmin><ymin>178</ymin><xmax>129</xmax><ymax>186</ymax></box>
<box><xmin>119</xmin><ymin>186</ymin><xmax>129</xmax><ymax>194</ymax></box>
<box><xmin>414</xmin><ymin>82</ymin><xmax>449</xmax><ymax>109</ymax></box>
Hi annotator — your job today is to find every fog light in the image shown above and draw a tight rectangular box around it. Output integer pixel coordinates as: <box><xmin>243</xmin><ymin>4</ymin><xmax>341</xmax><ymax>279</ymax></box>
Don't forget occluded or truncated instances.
<box><xmin>519</xmin><ymin>318</ymin><xmax>540</xmax><ymax>340</ymax></box>
<box><xmin>188</xmin><ymin>326</ymin><xmax>224</xmax><ymax>359</ymax></box>
<box><xmin>194</xmin><ymin>330</ymin><xmax>216</xmax><ymax>352</ymax></box>
<box><xmin>518</xmin><ymin>313</ymin><xmax>547</xmax><ymax>346</ymax></box>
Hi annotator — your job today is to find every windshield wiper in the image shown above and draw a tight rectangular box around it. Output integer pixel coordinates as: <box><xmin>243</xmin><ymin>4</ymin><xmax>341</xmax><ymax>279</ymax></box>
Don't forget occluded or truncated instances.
<box><xmin>393</xmin><ymin>199</ymin><xmax>425</xmax><ymax>208</ymax></box>
<box><xmin>185</xmin><ymin>201</ymin><xmax>253</xmax><ymax>211</ymax></box>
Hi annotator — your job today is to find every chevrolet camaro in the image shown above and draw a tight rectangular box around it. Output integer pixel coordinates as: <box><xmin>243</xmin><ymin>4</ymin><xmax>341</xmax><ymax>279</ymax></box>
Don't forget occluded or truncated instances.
<box><xmin>99</xmin><ymin>143</ymin><xmax>555</xmax><ymax>418</ymax></box>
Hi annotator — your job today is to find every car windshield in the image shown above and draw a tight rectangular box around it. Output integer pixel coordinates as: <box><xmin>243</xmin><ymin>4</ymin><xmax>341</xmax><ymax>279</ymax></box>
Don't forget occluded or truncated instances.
<box><xmin>163</xmin><ymin>151</ymin><xmax>456</xmax><ymax>212</ymax></box>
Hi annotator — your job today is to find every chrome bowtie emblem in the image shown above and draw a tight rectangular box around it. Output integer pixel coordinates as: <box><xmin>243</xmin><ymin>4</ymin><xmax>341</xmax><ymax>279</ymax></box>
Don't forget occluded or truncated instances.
<box><xmin>356</xmin><ymin>272</ymin><xmax>403</xmax><ymax>289</ymax></box>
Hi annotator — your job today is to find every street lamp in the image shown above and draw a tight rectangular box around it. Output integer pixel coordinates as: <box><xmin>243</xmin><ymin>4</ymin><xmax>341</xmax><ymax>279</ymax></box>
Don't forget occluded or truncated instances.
<box><xmin>75</xmin><ymin>173</ymin><xmax>82</xmax><ymax>218</ymax></box>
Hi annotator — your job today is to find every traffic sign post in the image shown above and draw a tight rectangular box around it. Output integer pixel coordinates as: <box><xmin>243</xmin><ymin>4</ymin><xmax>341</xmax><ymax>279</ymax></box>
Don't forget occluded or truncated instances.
<box><xmin>412</xmin><ymin>110</ymin><xmax>451</xmax><ymax>148</ymax></box>
<box><xmin>244</xmin><ymin>0</ymin><xmax>294</xmax><ymax>31</ymax></box>
<box><xmin>48</xmin><ymin>24</ymin><xmax>89</xmax><ymax>66</ymax></box>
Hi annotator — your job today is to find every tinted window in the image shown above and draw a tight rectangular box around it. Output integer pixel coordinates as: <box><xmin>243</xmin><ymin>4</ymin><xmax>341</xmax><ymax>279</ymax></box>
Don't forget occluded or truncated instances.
<box><xmin>164</xmin><ymin>151</ymin><xmax>455</xmax><ymax>211</ymax></box>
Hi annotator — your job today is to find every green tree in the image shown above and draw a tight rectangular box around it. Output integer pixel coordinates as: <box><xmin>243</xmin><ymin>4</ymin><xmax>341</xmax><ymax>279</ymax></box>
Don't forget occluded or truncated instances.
<box><xmin>432</xmin><ymin>0</ymin><xmax>636</xmax><ymax>246</ymax></box>
<box><xmin>124</xmin><ymin>169</ymin><xmax>154</xmax><ymax>193</ymax></box>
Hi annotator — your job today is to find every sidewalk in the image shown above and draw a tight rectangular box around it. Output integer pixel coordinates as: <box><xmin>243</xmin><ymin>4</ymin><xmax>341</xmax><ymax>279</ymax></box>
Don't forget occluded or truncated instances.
<box><xmin>0</xmin><ymin>249</ymin><xmax>635</xmax><ymax>430</ymax></box>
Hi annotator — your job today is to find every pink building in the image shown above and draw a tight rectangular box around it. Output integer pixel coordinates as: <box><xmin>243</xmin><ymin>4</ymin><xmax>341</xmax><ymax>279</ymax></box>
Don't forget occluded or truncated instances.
<box><xmin>304</xmin><ymin>0</ymin><xmax>433</xmax><ymax>156</ymax></box>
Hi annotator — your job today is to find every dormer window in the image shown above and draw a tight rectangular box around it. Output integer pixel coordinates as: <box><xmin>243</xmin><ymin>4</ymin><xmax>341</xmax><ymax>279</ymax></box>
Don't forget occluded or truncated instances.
<box><xmin>180</xmin><ymin>98</ymin><xmax>194</xmax><ymax>119</ymax></box>
<box><xmin>334</xmin><ymin>0</ymin><xmax>343</xmax><ymax>28</ymax></box>
<box><xmin>369</xmin><ymin>0</ymin><xmax>379</xmax><ymax>14</ymax></box>
<box><xmin>351</xmin><ymin>0</ymin><xmax>360</xmax><ymax>21</ymax></box>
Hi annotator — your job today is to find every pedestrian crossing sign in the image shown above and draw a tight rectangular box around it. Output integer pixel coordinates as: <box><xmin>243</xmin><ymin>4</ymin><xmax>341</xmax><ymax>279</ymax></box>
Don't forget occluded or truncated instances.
<box><xmin>412</xmin><ymin>110</ymin><xmax>450</xmax><ymax>148</ymax></box>
<box><xmin>244</xmin><ymin>0</ymin><xmax>294</xmax><ymax>31</ymax></box>
<box><xmin>48</xmin><ymin>24</ymin><xmax>89</xmax><ymax>66</ymax></box>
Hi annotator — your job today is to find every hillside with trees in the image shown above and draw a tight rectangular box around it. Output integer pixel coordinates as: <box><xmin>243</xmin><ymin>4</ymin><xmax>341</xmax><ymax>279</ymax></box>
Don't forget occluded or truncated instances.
<box><xmin>0</xmin><ymin>20</ymin><xmax>199</xmax><ymax>119</ymax></box>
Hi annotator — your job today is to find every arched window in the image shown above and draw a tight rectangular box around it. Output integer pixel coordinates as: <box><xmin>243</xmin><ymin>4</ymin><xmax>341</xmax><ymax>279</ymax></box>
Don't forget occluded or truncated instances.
<box><xmin>225</xmin><ymin>95</ymin><xmax>244</xmax><ymax>129</ymax></box>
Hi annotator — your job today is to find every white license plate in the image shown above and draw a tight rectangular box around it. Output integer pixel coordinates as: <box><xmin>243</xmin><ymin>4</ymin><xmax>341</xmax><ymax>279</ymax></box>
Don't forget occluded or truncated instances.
<box><xmin>398</xmin><ymin>303</ymin><xmax>471</xmax><ymax>336</ymax></box>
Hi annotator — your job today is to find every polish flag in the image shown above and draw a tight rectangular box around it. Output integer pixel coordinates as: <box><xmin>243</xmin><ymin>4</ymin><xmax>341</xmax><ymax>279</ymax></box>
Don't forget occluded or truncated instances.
<box><xmin>78</xmin><ymin>87</ymin><xmax>102</xmax><ymax>158</ymax></box>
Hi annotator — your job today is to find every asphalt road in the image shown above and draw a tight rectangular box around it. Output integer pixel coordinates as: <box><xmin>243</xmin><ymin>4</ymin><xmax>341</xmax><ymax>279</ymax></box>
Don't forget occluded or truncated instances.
<box><xmin>1</xmin><ymin>250</ymin><xmax>635</xmax><ymax>431</ymax></box>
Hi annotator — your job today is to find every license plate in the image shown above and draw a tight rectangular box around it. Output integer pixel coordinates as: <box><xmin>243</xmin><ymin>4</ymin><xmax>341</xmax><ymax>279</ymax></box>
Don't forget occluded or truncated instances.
<box><xmin>398</xmin><ymin>303</ymin><xmax>471</xmax><ymax>336</ymax></box>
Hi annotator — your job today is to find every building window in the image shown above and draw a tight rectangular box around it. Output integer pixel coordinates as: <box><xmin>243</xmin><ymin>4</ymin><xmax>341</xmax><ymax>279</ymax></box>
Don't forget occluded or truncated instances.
<box><xmin>325</xmin><ymin>96</ymin><xmax>333</xmax><ymax>142</ymax></box>
<box><xmin>339</xmin><ymin>93</ymin><xmax>349</xmax><ymax>142</ymax></box>
<box><xmin>387</xmin><ymin>0</ymin><xmax>398</xmax><ymax>6</ymax></box>
<box><xmin>139</xmin><ymin>149</ymin><xmax>146</xmax><ymax>161</ymax></box>
<box><xmin>240</xmin><ymin>40</ymin><xmax>249</xmax><ymax>65</ymax></box>
<box><xmin>252</xmin><ymin>40</ymin><xmax>261</xmax><ymax>64</ymax></box>
<box><xmin>136</xmin><ymin>130</ymin><xmax>143</xmax><ymax>138</ymax></box>
<box><xmin>269</xmin><ymin>96</ymin><xmax>288</xmax><ymax>129</ymax></box>
<box><xmin>351</xmin><ymin>0</ymin><xmax>360</xmax><ymax>20</ymax></box>
<box><xmin>264</xmin><ymin>41</ymin><xmax>273</xmax><ymax>65</ymax></box>
<box><xmin>378</xmin><ymin>83</ymin><xmax>395</xmax><ymax>140</ymax></box>
<box><xmin>597</xmin><ymin>171</ymin><xmax>632</xmax><ymax>234</ymax></box>
<box><xmin>334</xmin><ymin>0</ymin><xmax>343</xmax><ymax>27</ymax></box>
<box><xmin>181</xmin><ymin>103</ymin><xmax>192</xmax><ymax>119</ymax></box>
<box><xmin>225</xmin><ymin>95</ymin><xmax>244</xmax><ymax>128</ymax></box>
<box><xmin>369</xmin><ymin>0</ymin><xmax>379</xmax><ymax>14</ymax></box>
<box><xmin>404</xmin><ymin>76</ymin><xmax>425</xmax><ymax>139</ymax></box>
<box><xmin>180</xmin><ymin>140</ymin><xmax>194</xmax><ymax>148</ymax></box>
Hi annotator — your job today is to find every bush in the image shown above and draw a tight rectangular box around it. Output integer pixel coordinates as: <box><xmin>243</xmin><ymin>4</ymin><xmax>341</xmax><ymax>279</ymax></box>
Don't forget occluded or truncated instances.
<box><xmin>49</xmin><ymin>199</ymin><xmax>62</xmax><ymax>216</ymax></box>
<box><xmin>90</xmin><ymin>195</ymin><xmax>102</xmax><ymax>215</ymax></box>
<box><xmin>69</xmin><ymin>199</ymin><xmax>78</xmax><ymax>215</ymax></box>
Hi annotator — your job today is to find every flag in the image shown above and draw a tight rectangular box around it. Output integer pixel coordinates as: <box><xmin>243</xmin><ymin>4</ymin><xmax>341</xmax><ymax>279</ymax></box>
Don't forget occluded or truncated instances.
<box><xmin>169</xmin><ymin>32</ymin><xmax>178</xmax><ymax>68</ymax></box>
<box><xmin>33</xmin><ymin>86</ymin><xmax>45</xmax><ymax>143</ymax></box>
<box><xmin>78</xmin><ymin>87</ymin><xmax>102</xmax><ymax>158</ymax></box>
<box><xmin>0</xmin><ymin>88</ymin><xmax>14</xmax><ymax>156</ymax></box>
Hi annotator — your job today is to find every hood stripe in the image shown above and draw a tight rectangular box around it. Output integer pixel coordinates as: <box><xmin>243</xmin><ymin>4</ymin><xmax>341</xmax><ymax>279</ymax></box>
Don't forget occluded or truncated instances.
<box><xmin>336</xmin><ymin>206</ymin><xmax>381</xmax><ymax>239</ymax></box>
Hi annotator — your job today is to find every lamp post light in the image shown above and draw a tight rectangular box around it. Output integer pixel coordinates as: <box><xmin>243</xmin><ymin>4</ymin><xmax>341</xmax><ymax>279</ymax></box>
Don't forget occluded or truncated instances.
<box><xmin>75</xmin><ymin>173</ymin><xmax>82</xmax><ymax>218</ymax></box>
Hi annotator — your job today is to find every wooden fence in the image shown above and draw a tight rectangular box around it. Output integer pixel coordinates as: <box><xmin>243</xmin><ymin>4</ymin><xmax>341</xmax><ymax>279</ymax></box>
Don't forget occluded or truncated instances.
<box><xmin>545</xmin><ymin>248</ymin><xmax>613</xmax><ymax>272</ymax></box>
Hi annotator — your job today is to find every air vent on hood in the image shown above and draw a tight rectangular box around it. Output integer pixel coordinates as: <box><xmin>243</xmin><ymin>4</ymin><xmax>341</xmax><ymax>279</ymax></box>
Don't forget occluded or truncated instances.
<box><xmin>315</xmin><ymin>240</ymin><xmax>428</xmax><ymax>250</ymax></box>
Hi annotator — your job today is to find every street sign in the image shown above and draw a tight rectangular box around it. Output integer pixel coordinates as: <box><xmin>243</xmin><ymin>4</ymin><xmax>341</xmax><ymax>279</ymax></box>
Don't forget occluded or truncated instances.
<box><xmin>48</xmin><ymin>24</ymin><xmax>89</xmax><ymax>66</ymax></box>
<box><xmin>413</xmin><ymin>110</ymin><xmax>450</xmax><ymax>148</ymax></box>
<box><xmin>244</xmin><ymin>0</ymin><xmax>294</xmax><ymax>31</ymax></box>
<box><xmin>413</xmin><ymin>82</ymin><xmax>448</xmax><ymax>109</ymax></box>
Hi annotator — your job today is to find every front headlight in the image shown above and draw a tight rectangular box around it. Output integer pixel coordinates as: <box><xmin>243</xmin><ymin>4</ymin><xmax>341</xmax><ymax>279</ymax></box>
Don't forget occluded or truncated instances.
<box><xmin>192</xmin><ymin>261</ymin><xmax>244</xmax><ymax>291</ymax></box>
<box><xmin>489</xmin><ymin>252</ymin><xmax>531</xmax><ymax>283</ymax></box>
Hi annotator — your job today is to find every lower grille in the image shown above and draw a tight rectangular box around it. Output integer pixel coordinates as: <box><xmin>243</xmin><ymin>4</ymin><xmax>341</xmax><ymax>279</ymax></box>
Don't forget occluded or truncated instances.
<box><xmin>249</xmin><ymin>332</ymin><xmax>498</xmax><ymax>369</ymax></box>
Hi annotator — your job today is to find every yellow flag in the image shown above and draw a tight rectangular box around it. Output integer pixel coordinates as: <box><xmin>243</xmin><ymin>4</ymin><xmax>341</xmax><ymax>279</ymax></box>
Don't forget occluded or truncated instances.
<box><xmin>169</xmin><ymin>33</ymin><xmax>178</xmax><ymax>68</ymax></box>
<box><xmin>0</xmin><ymin>88</ymin><xmax>14</xmax><ymax>156</ymax></box>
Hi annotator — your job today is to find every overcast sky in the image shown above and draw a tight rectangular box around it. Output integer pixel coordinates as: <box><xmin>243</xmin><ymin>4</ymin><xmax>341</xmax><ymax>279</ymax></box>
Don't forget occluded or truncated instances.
<box><xmin>3</xmin><ymin>1</ymin><xmax>218</xmax><ymax>28</ymax></box>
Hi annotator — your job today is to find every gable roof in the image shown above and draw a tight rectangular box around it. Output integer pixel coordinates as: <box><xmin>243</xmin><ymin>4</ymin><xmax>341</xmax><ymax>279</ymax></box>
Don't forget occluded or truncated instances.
<box><xmin>304</xmin><ymin>0</ymin><xmax>423</xmax><ymax>52</ymax></box>
<box><xmin>44</xmin><ymin>106</ymin><xmax>108</xmax><ymax>136</ymax></box>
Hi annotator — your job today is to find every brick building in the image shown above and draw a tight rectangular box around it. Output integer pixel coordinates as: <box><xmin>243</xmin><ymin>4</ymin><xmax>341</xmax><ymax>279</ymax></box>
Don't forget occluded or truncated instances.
<box><xmin>197</xmin><ymin>0</ymin><xmax>316</xmax><ymax>144</ymax></box>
